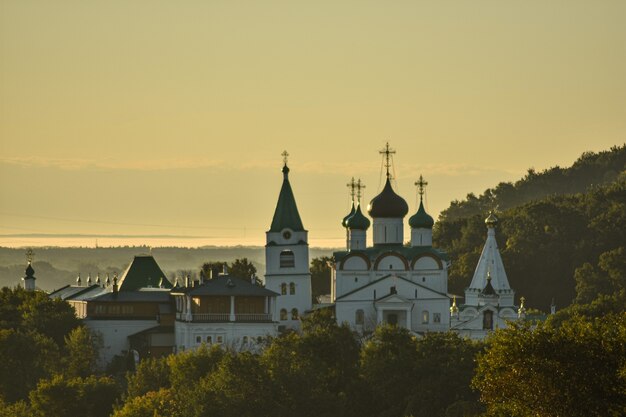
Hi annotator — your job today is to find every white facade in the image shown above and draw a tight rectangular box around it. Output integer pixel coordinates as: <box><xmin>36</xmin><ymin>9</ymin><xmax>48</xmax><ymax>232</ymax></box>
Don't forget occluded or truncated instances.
<box><xmin>85</xmin><ymin>319</ymin><xmax>159</xmax><ymax>364</ymax></box>
<box><xmin>450</xmin><ymin>213</ymin><xmax>521</xmax><ymax>339</ymax></box>
<box><xmin>175</xmin><ymin>321</ymin><xmax>276</xmax><ymax>352</ymax></box>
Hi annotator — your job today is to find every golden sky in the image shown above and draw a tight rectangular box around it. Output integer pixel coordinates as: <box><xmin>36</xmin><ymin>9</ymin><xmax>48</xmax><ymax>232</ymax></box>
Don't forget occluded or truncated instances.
<box><xmin>1</xmin><ymin>0</ymin><xmax>625</xmax><ymax>247</ymax></box>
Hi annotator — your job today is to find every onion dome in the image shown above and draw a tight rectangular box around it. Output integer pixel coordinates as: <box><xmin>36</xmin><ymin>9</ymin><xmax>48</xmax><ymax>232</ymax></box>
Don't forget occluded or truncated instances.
<box><xmin>25</xmin><ymin>263</ymin><xmax>35</xmax><ymax>278</ymax></box>
<box><xmin>342</xmin><ymin>202</ymin><xmax>356</xmax><ymax>228</ymax></box>
<box><xmin>485</xmin><ymin>211</ymin><xmax>498</xmax><ymax>228</ymax></box>
<box><xmin>346</xmin><ymin>204</ymin><xmax>371</xmax><ymax>230</ymax></box>
<box><xmin>409</xmin><ymin>200</ymin><xmax>434</xmax><ymax>229</ymax></box>
<box><xmin>367</xmin><ymin>178</ymin><xmax>409</xmax><ymax>218</ymax></box>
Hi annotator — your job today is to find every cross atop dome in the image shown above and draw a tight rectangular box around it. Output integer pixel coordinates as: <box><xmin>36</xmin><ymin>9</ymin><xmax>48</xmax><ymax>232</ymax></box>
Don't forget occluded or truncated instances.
<box><xmin>282</xmin><ymin>150</ymin><xmax>289</xmax><ymax>166</ymax></box>
<box><xmin>26</xmin><ymin>248</ymin><xmax>34</xmax><ymax>264</ymax></box>
<box><xmin>415</xmin><ymin>175</ymin><xmax>428</xmax><ymax>201</ymax></box>
<box><xmin>347</xmin><ymin>177</ymin><xmax>357</xmax><ymax>202</ymax></box>
<box><xmin>379</xmin><ymin>142</ymin><xmax>395</xmax><ymax>179</ymax></box>
<box><xmin>356</xmin><ymin>179</ymin><xmax>366</xmax><ymax>203</ymax></box>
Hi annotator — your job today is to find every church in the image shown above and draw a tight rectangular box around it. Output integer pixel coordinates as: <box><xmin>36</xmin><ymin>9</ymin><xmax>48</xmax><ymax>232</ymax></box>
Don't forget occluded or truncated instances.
<box><xmin>39</xmin><ymin>144</ymin><xmax>523</xmax><ymax>363</ymax></box>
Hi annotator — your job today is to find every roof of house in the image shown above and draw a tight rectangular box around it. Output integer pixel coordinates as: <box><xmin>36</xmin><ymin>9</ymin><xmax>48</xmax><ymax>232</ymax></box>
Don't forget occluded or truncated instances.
<box><xmin>90</xmin><ymin>288</ymin><xmax>172</xmax><ymax>303</ymax></box>
<box><xmin>117</xmin><ymin>255</ymin><xmax>173</xmax><ymax>291</ymax></box>
<box><xmin>172</xmin><ymin>275</ymin><xmax>279</xmax><ymax>297</ymax></box>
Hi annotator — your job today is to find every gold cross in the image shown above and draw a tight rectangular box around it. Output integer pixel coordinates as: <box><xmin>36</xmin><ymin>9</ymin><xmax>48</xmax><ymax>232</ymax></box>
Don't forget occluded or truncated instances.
<box><xmin>26</xmin><ymin>248</ymin><xmax>34</xmax><ymax>264</ymax></box>
<box><xmin>281</xmin><ymin>150</ymin><xmax>289</xmax><ymax>165</ymax></box>
<box><xmin>415</xmin><ymin>175</ymin><xmax>428</xmax><ymax>200</ymax></box>
<box><xmin>379</xmin><ymin>142</ymin><xmax>395</xmax><ymax>179</ymax></box>
<box><xmin>346</xmin><ymin>177</ymin><xmax>357</xmax><ymax>200</ymax></box>
<box><xmin>356</xmin><ymin>178</ymin><xmax>366</xmax><ymax>202</ymax></box>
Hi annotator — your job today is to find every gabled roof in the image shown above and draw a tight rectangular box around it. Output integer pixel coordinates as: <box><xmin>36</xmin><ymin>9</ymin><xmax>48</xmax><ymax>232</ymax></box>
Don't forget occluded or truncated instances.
<box><xmin>49</xmin><ymin>284</ymin><xmax>104</xmax><ymax>301</ymax></box>
<box><xmin>117</xmin><ymin>255</ymin><xmax>173</xmax><ymax>292</ymax></box>
<box><xmin>336</xmin><ymin>273</ymin><xmax>449</xmax><ymax>301</ymax></box>
<box><xmin>90</xmin><ymin>288</ymin><xmax>172</xmax><ymax>303</ymax></box>
<box><xmin>269</xmin><ymin>165</ymin><xmax>305</xmax><ymax>232</ymax></box>
<box><xmin>172</xmin><ymin>275</ymin><xmax>279</xmax><ymax>297</ymax></box>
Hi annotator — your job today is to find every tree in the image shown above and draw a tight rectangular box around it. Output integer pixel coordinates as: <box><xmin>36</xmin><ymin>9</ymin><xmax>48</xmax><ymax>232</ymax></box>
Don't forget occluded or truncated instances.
<box><xmin>192</xmin><ymin>352</ymin><xmax>274</xmax><ymax>417</ymax></box>
<box><xmin>360</xmin><ymin>324</ymin><xmax>420</xmax><ymax>417</ymax></box>
<box><xmin>125</xmin><ymin>356</ymin><xmax>170</xmax><ymax>399</ymax></box>
<box><xmin>62</xmin><ymin>326</ymin><xmax>102</xmax><ymax>378</ymax></box>
<box><xmin>310</xmin><ymin>257</ymin><xmax>332</xmax><ymax>301</ymax></box>
<box><xmin>575</xmin><ymin>247</ymin><xmax>626</xmax><ymax>305</ymax></box>
<box><xmin>201</xmin><ymin>261</ymin><xmax>228</xmax><ymax>280</ymax></box>
<box><xmin>473</xmin><ymin>315</ymin><xmax>626</xmax><ymax>417</ymax></box>
<box><xmin>112</xmin><ymin>389</ymin><xmax>178</xmax><ymax>417</ymax></box>
<box><xmin>229</xmin><ymin>258</ymin><xmax>257</xmax><ymax>280</ymax></box>
<box><xmin>405</xmin><ymin>333</ymin><xmax>484</xmax><ymax>417</ymax></box>
<box><xmin>29</xmin><ymin>375</ymin><xmax>120</xmax><ymax>417</ymax></box>
<box><xmin>20</xmin><ymin>291</ymin><xmax>81</xmax><ymax>347</ymax></box>
<box><xmin>0</xmin><ymin>329</ymin><xmax>59</xmax><ymax>403</ymax></box>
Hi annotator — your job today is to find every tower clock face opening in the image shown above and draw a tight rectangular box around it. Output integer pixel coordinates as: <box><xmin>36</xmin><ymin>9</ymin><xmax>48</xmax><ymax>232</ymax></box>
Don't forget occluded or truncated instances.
<box><xmin>282</xmin><ymin>231</ymin><xmax>291</xmax><ymax>240</ymax></box>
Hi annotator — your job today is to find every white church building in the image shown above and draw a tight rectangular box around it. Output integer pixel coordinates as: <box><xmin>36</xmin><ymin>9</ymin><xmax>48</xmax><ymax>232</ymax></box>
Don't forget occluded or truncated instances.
<box><xmin>39</xmin><ymin>146</ymin><xmax>524</xmax><ymax>364</ymax></box>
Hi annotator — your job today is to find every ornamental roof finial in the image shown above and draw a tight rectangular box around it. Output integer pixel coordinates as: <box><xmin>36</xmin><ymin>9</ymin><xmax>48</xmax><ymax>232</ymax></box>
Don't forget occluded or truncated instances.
<box><xmin>347</xmin><ymin>177</ymin><xmax>357</xmax><ymax>202</ymax></box>
<box><xmin>356</xmin><ymin>179</ymin><xmax>366</xmax><ymax>203</ymax></box>
<box><xmin>379</xmin><ymin>142</ymin><xmax>396</xmax><ymax>179</ymax></box>
<box><xmin>415</xmin><ymin>175</ymin><xmax>428</xmax><ymax>202</ymax></box>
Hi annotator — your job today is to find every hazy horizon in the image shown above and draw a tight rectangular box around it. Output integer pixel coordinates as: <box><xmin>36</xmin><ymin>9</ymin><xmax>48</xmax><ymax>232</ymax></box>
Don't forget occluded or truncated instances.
<box><xmin>2</xmin><ymin>1</ymin><xmax>624</xmax><ymax>248</ymax></box>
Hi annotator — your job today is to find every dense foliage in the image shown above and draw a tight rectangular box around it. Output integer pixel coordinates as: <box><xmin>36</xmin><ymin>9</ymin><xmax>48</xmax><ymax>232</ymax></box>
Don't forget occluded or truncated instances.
<box><xmin>434</xmin><ymin>146</ymin><xmax>626</xmax><ymax>310</ymax></box>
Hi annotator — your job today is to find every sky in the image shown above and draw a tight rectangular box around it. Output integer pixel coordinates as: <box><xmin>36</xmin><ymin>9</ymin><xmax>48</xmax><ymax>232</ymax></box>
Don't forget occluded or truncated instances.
<box><xmin>1</xmin><ymin>0</ymin><xmax>625</xmax><ymax>248</ymax></box>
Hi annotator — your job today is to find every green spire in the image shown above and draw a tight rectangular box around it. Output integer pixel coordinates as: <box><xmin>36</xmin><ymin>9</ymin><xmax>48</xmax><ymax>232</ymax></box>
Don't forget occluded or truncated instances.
<box><xmin>269</xmin><ymin>153</ymin><xmax>305</xmax><ymax>232</ymax></box>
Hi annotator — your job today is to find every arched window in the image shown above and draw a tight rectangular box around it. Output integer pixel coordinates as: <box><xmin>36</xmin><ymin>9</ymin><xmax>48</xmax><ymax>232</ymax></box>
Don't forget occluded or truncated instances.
<box><xmin>483</xmin><ymin>310</ymin><xmax>494</xmax><ymax>330</ymax></box>
<box><xmin>242</xmin><ymin>336</ymin><xmax>248</xmax><ymax>344</ymax></box>
<box><xmin>280</xmin><ymin>308</ymin><xmax>288</xmax><ymax>320</ymax></box>
<box><xmin>422</xmin><ymin>310</ymin><xmax>429</xmax><ymax>324</ymax></box>
<box><xmin>280</xmin><ymin>283</ymin><xmax>287</xmax><ymax>295</ymax></box>
<box><xmin>206</xmin><ymin>336</ymin><xmax>212</xmax><ymax>344</ymax></box>
<box><xmin>291</xmin><ymin>308</ymin><xmax>299</xmax><ymax>320</ymax></box>
<box><xmin>289</xmin><ymin>282</ymin><xmax>296</xmax><ymax>295</ymax></box>
<box><xmin>280</xmin><ymin>250</ymin><xmax>295</xmax><ymax>268</ymax></box>
<box><xmin>355</xmin><ymin>309</ymin><xmax>364</xmax><ymax>325</ymax></box>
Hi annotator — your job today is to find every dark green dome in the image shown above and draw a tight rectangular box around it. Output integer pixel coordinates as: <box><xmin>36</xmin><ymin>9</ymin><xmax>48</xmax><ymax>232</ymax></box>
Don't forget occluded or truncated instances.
<box><xmin>342</xmin><ymin>202</ymin><xmax>356</xmax><ymax>228</ymax></box>
<box><xmin>409</xmin><ymin>201</ymin><xmax>434</xmax><ymax>229</ymax></box>
<box><xmin>346</xmin><ymin>204</ymin><xmax>371</xmax><ymax>230</ymax></box>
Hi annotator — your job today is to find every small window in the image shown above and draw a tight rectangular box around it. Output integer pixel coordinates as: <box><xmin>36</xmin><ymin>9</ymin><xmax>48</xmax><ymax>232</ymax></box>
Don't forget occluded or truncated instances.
<box><xmin>354</xmin><ymin>277</ymin><xmax>358</xmax><ymax>282</ymax></box>
<box><xmin>280</xmin><ymin>250</ymin><xmax>295</xmax><ymax>268</ymax></box>
<box><xmin>280</xmin><ymin>308</ymin><xmax>288</xmax><ymax>321</ymax></box>
<box><xmin>422</xmin><ymin>310</ymin><xmax>429</xmax><ymax>324</ymax></box>
<box><xmin>291</xmin><ymin>308</ymin><xmax>299</xmax><ymax>320</ymax></box>
<box><xmin>281</xmin><ymin>283</ymin><xmax>287</xmax><ymax>295</ymax></box>
<box><xmin>289</xmin><ymin>282</ymin><xmax>296</xmax><ymax>295</ymax></box>
<box><xmin>216</xmin><ymin>336</ymin><xmax>224</xmax><ymax>344</ymax></box>
<box><xmin>196</xmin><ymin>336</ymin><xmax>202</xmax><ymax>344</ymax></box>
<box><xmin>483</xmin><ymin>311</ymin><xmax>494</xmax><ymax>330</ymax></box>
<box><xmin>355</xmin><ymin>309</ymin><xmax>364</xmax><ymax>325</ymax></box>
<box><xmin>433</xmin><ymin>313</ymin><xmax>441</xmax><ymax>323</ymax></box>
<box><xmin>206</xmin><ymin>336</ymin><xmax>212</xmax><ymax>344</ymax></box>
<box><xmin>242</xmin><ymin>336</ymin><xmax>248</xmax><ymax>344</ymax></box>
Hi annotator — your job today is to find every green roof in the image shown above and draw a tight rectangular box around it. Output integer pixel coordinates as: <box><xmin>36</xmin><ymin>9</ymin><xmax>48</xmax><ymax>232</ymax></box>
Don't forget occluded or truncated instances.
<box><xmin>409</xmin><ymin>200</ymin><xmax>434</xmax><ymax>229</ymax></box>
<box><xmin>269</xmin><ymin>165</ymin><xmax>305</xmax><ymax>232</ymax></box>
<box><xmin>333</xmin><ymin>244</ymin><xmax>449</xmax><ymax>264</ymax></box>
<box><xmin>117</xmin><ymin>255</ymin><xmax>173</xmax><ymax>292</ymax></box>
<box><xmin>346</xmin><ymin>203</ymin><xmax>371</xmax><ymax>230</ymax></box>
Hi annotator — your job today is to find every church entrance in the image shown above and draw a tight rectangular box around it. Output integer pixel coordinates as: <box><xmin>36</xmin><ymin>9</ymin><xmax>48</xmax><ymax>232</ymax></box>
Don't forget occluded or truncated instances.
<box><xmin>382</xmin><ymin>310</ymin><xmax>406</xmax><ymax>327</ymax></box>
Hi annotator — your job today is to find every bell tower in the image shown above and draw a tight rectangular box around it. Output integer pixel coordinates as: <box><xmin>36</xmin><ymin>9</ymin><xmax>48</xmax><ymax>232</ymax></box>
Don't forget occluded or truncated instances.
<box><xmin>264</xmin><ymin>151</ymin><xmax>312</xmax><ymax>329</ymax></box>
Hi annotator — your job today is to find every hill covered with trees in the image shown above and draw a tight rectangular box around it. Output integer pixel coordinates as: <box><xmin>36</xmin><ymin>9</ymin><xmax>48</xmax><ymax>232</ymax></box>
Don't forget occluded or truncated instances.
<box><xmin>434</xmin><ymin>145</ymin><xmax>626</xmax><ymax>311</ymax></box>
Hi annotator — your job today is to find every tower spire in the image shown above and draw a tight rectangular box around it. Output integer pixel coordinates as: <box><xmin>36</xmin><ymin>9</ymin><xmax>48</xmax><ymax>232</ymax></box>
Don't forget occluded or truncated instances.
<box><xmin>379</xmin><ymin>142</ymin><xmax>395</xmax><ymax>179</ymax></box>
